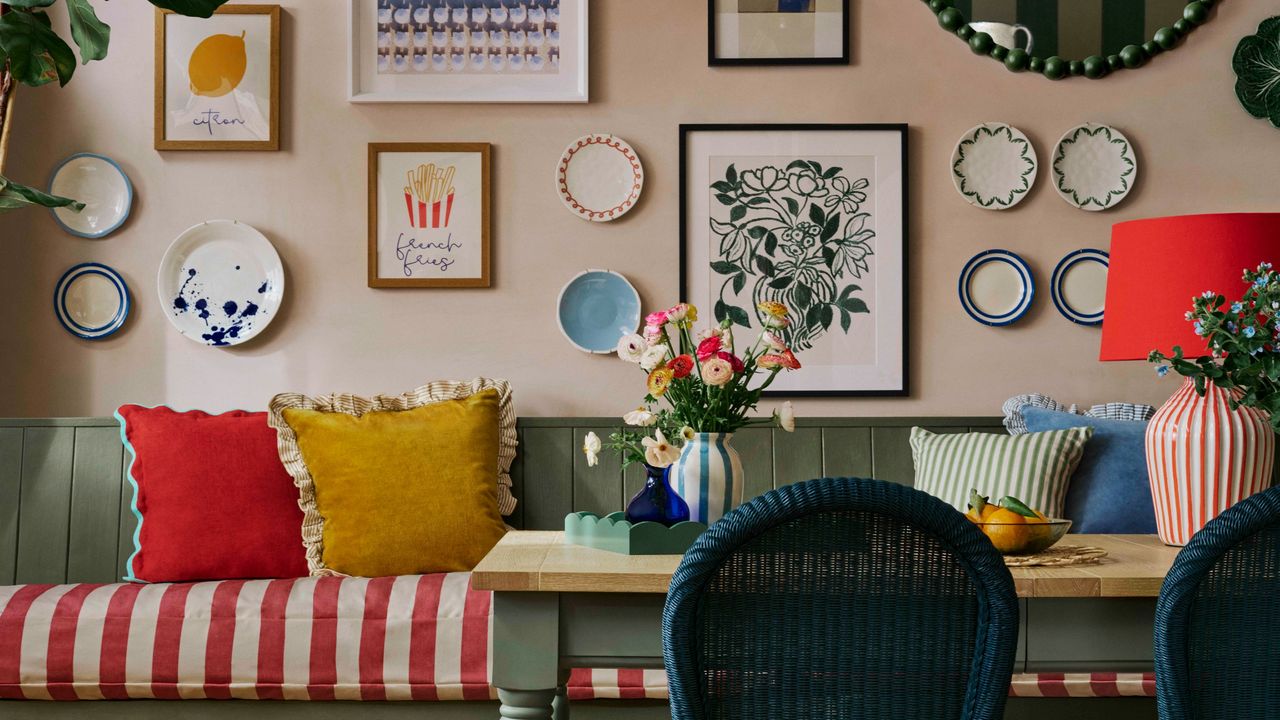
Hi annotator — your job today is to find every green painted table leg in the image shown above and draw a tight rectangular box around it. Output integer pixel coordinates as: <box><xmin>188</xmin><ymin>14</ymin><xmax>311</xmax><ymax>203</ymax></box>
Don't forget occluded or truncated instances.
<box><xmin>493</xmin><ymin>592</ymin><xmax>560</xmax><ymax>719</ymax></box>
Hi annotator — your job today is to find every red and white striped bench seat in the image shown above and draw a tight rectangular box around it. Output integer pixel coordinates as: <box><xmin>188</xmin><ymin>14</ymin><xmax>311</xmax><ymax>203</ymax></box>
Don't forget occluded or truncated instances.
<box><xmin>0</xmin><ymin>574</ymin><xmax>665</xmax><ymax>701</ymax></box>
<box><xmin>0</xmin><ymin>574</ymin><xmax>1154</xmax><ymax>702</ymax></box>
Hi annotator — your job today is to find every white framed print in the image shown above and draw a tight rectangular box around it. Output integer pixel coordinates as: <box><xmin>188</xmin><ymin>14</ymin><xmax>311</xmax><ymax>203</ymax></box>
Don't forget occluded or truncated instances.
<box><xmin>680</xmin><ymin>124</ymin><xmax>909</xmax><ymax>397</ymax></box>
<box><xmin>368</xmin><ymin>143</ymin><xmax>491</xmax><ymax>288</ymax></box>
<box><xmin>349</xmin><ymin>0</ymin><xmax>588</xmax><ymax>103</ymax></box>
<box><xmin>155</xmin><ymin>5</ymin><xmax>280</xmax><ymax>151</ymax></box>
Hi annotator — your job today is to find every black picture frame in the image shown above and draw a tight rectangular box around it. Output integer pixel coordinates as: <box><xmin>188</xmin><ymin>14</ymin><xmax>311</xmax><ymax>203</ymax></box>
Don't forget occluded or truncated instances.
<box><xmin>679</xmin><ymin>123</ymin><xmax>909</xmax><ymax>398</ymax></box>
<box><xmin>707</xmin><ymin>0</ymin><xmax>850</xmax><ymax>67</ymax></box>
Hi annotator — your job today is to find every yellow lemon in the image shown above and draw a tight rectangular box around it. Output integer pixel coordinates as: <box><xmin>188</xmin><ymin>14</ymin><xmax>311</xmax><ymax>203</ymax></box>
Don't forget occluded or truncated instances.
<box><xmin>188</xmin><ymin>31</ymin><xmax>247</xmax><ymax>98</ymax></box>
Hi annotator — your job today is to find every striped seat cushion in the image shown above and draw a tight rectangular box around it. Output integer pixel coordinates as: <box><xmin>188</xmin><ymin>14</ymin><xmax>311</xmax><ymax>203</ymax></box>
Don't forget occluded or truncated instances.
<box><xmin>0</xmin><ymin>574</ymin><xmax>666</xmax><ymax>702</ymax></box>
<box><xmin>910</xmin><ymin>426</ymin><xmax>1093</xmax><ymax>519</ymax></box>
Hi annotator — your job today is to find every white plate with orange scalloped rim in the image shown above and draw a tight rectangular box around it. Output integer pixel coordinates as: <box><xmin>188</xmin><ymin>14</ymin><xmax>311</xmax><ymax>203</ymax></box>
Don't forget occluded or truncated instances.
<box><xmin>556</xmin><ymin>134</ymin><xmax>644</xmax><ymax>222</ymax></box>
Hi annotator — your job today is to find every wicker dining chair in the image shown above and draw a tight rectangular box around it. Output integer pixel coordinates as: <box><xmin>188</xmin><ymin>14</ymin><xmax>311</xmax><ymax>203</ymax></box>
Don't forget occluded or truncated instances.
<box><xmin>1154</xmin><ymin>485</ymin><xmax>1280</xmax><ymax>720</ymax></box>
<box><xmin>662</xmin><ymin>477</ymin><xmax>1020</xmax><ymax>720</ymax></box>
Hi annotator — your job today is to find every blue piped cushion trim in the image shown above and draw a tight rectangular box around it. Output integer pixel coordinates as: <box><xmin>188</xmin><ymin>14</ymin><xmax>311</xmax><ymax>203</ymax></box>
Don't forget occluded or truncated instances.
<box><xmin>114</xmin><ymin>408</ymin><xmax>149</xmax><ymax>584</ymax></box>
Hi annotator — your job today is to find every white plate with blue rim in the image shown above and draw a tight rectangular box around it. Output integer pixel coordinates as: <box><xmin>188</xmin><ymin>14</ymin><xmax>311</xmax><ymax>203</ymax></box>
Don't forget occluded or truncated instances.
<box><xmin>557</xmin><ymin>269</ymin><xmax>641</xmax><ymax>354</ymax></box>
<box><xmin>54</xmin><ymin>263</ymin><xmax>130</xmax><ymax>340</ymax></box>
<box><xmin>157</xmin><ymin>220</ymin><xmax>284</xmax><ymax>347</ymax></box>
<box><xmin>1051</xmin><ymin>249</ymin><xmax>1109</xmax><ymax>326</ymax></box>
<box><xmin>47</xmin><ymin>153</ymin><xmax>133</xmax><ymax>238</ymax></box>
<box><xmin>959</xmin><ymin>250</ymin><xmax>1035</xmax><ymax>326</ymax></box>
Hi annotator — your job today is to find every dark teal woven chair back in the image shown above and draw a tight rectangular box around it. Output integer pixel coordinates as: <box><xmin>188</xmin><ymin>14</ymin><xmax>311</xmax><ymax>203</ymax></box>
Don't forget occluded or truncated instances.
<box><xmin>663</xmin><ymin>477</ymin><xmax>1019</xmax><ymax>720</ymax></box>
<box><xmin>1155</xmin><ymin>485</ymin><xmax>1280</xmax><ymax>720</ymax></box>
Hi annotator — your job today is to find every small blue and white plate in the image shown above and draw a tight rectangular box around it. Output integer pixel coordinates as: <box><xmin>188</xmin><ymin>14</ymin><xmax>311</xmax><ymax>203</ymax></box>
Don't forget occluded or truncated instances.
<box><xmin>157</xmin><ymin>220</ymin><xmax>284</xmax><ymax>348</ymax></box>
<box><xmin>959</xmin><ymin>250</ymin><xmax>1034</xmax><ymax>326</ymax></box>
<box><xmin>1051</xmin><ymin>249</ymin><xmax>1109</xmax><ymax>326</ymax></box>
<box><xmin>54</xmin><ymin>263</ymin><xmax>130</xmax><ymax>340</ymax></box>
<box><xmin>48</xmin><ymin>153</ymin><xmax>133</xmax><ymax>239</ymax></box>
<box><xmin>557</xmin><ymin>269</ymin><xmax>642</xmax><ymax>354</ymax></box>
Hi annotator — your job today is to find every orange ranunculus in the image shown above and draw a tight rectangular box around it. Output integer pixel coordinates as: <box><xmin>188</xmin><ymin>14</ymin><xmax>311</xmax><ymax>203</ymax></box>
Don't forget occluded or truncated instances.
<box><xmin>759</xmin><ymin>349</ymin><xmax>801</xmax><ymax>370</ymax></box>
<box><xmin>647</xmin><ymin>368</ymin><xmax>675</xmax><ymax>397</ymax></box>
<box><xmin>667</xmin><ymin>354</ymin><xmax>695</xmax><ymax>379</ymax></box>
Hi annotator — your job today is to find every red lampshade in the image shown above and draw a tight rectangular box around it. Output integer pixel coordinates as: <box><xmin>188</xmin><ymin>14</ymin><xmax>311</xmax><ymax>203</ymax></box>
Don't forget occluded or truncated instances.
<box><xmin>1100</xmin><ymin>213</ymin><xmax>1280</xmax><ymax>362</ymax></box>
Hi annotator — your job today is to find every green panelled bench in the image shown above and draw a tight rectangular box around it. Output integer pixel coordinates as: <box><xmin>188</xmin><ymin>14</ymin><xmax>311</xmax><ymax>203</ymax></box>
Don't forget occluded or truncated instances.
<box><xmin>0</xmin><ymin>416</ymin><xmax>1157</xmax><ymax>720</ymax></box>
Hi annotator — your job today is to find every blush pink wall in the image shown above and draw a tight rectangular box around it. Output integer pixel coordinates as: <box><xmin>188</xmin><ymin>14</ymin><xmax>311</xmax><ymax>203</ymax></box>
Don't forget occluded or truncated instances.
<box><xmin>1</xmin><ymin>1</ymin><xmax>1273</xmax><ymax>418</ymax></box>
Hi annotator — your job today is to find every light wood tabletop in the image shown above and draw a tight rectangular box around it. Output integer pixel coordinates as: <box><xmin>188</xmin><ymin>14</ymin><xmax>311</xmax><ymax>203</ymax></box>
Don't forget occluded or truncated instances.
<box><xmin>471</xmin><ymin>531</ymin><xmax>1181</xmax><ymax>598</ymax></box>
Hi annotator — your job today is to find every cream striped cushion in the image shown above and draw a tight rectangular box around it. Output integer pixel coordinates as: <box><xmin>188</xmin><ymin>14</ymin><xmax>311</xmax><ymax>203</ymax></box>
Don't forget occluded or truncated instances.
<box><xmin>909</xmin><ymin>427</ymin><xmax>1093</xmax><ymax>519</ymax></box>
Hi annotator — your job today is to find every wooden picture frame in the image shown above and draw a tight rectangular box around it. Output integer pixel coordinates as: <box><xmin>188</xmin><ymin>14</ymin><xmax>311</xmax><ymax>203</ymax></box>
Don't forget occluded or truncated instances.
<box><xmin>679</xmin><ymin>123</ymin><xmax>908</xmax><ymax>397</ymax></box>
<box><xmin>155</xmin><ymin>5</ymin><xmax>281</xmax><ymax>151</ymax></box>
<box><xmin>708</xmin><ymin>0</ymin><xmax>850</xmax><ymax>66</ymax></box>
<box><xmin>367</xmin><ymin>143</ymin><xmax>492</xmax><ymax>288</ymax></box>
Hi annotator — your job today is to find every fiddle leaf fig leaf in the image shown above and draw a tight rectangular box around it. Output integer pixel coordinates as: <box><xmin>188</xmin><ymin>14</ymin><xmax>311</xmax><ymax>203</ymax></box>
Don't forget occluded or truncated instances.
<box><xmin>66</xmin><ymin>0</ymin><xmax>111</xmax><ymax>64</ymax></box>
<box><xmin>0</xmin><ymin>8</ymin><xmax>76</xmax><ymax>86</ymax></box>
<box><xmin>0</xmin><ymin>0</ymin><xmax>58</xmax><ymax>8</ymax></box>
<box><xmin>146</xmin><ymin>0</ymin><xmax>231</xmax><ymax>18</ymax></box>
<box><xmin>0</xmin><ymin>174</ymin><xmax>84</xmax><ymax>213</ymax></box>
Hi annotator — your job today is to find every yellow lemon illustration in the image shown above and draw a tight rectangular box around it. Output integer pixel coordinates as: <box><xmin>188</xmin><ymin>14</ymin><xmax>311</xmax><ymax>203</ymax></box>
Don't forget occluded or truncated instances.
<box><xmin>188</xmin><ymin>31</ymin><xmax>247</xmax><ymax>98</ymax></box>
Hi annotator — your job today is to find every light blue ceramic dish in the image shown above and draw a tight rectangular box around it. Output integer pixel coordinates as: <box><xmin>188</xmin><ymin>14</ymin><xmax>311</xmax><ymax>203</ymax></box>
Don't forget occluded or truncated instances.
<box><xmin>47</xmin><ymin>153</ymin><xmax>133</xmax><ymax>239</ymax></box>
<box><xmin>557</xmin><ymin>269</ymin><xmax>642</xmax><ymax>354</ymax></box>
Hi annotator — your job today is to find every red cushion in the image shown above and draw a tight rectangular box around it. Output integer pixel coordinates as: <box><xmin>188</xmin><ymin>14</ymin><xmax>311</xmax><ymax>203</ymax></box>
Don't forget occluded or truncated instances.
<box><xmin>116</xmin><ymin>405</ymin><xmax>308</xmax><ymax>582</ymax></box>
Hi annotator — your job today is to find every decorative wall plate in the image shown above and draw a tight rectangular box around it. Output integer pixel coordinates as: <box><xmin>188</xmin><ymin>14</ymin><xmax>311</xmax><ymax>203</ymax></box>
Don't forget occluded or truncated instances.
<box><xmin>1050</xmin><ymin>249</ymin><xmax>1109</xmax><ymax>326</ymax></box>
<box><xmin>157</xmin><ymin>220</ymin><xmax>285</xmax><ymax>347</ymax></box>
<box><xmin>557</xmin><ymin>269</ymin><xmax>641</xmax><ymax>353</ymax></box>
<box><xmin>47</xmin><ymin>153</ymin><xmax>133</xmax><ymax>238</ymax></box>
<box><xmin>54</xmin><ymin>263</ymin><xmax>130</xmax><ymax>340</ymax></box>
<box><xmin>556</xmin><ymin>134</ymin><xmax>643</xmax><ymax>222</ymax></box>
<box><xmin>1051</xmin><ymin>123</ymin><xmax>1137</xmax><ymax>211</ymax></box>
<box><xmin>950</xmin><ymin>123</ymin><xmax>1037</xmax><ymax>210</ymax></box>
<box><xmin>959</xmin><ymin>250</ymin><xmax>1034</xmax><ymax>326</ymax></box>
<box><xmin>1233</xmin><ymin>16</ymin><xmax>1280</xmax><ymax>128</ymax></box>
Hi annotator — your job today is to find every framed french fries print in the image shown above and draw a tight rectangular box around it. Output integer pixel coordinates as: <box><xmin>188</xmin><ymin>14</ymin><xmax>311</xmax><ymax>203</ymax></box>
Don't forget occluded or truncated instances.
<box><xmin>155</xmin><ymin>5</ymin><xmax>281</xmax><ymax>150</ymax></box>
<box><xmin>368</xmin><ymin>143</ymin><xmax>492</xmax><ymax>288</ymax></box>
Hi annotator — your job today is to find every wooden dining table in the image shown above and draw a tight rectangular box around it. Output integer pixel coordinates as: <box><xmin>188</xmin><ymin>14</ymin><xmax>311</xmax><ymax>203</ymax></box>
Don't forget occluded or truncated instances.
<box><xmin>472</xmin><ymin>531</ymin><xmax>1178</xmax><ymax>719</ymax></box>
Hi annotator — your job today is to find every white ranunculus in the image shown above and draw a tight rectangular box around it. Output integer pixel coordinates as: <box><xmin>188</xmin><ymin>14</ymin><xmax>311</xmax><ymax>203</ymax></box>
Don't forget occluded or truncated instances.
<box><xmin>616</xmin><ymin>334</ymin><xmax>647</xmax><ymax>363</ymax></box>
<box><xmin>583</xmin><ymin>431</ymin><xmax>602</xmax><ymax>467</ymax></box>
<box><xmin>641</xmin><ymin>430</ymin><xmax>681</xmax><ymax>468</ymax></box>
<box><xmin>623</xmin><ymin>407</ymin><xmax>658</xmax><ymax>427</ymax></box>
<box><xmin>778</xmin><ymin>401</ymin><xmax>796</xmax><ymax>433</ymax></box>
<box><xmin>639</xmin><ymin>344</ymin><xmax>670</xmax><ymax>371</ymax></box>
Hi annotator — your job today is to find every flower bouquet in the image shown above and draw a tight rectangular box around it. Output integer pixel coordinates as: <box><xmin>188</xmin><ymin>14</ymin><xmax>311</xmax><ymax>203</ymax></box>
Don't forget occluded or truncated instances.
<box><xmin>584</xmin><ymin>301</ymin><xmax>803</xmax><ymax>525</ymax></box>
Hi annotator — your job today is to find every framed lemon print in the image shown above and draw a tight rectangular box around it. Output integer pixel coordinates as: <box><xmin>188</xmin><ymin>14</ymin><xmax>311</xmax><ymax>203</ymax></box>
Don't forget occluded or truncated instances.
<box><xmin>155</xmin><ymin>5</ymin><xmax>281</xmax><ymax>151</ymax></box>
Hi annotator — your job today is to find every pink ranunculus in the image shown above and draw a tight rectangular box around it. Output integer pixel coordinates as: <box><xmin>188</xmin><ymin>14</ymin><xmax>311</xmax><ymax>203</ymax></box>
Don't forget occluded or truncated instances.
<box><xmin>696</xmin><ymin>336</ymin><xmax>723</xmax><ymax>361</ymax></box>
<box><xmin>645</xmin><ymin>310</ymin><xmax>671</xmax><ymax>327</ymax></box>
<box><xmin>643</xmin><ymin>324</ymin><xmax>665</xmax><ymax>346</ymax></box>
<box><xmin>715</xmin><ymin>351</ymin><xmax>745</xmax><ymax>373</ymax></box>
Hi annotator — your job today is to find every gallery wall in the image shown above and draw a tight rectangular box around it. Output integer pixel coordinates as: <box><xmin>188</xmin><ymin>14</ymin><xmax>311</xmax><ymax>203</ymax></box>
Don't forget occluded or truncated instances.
<box><xmin>2</xmin><ymin>1</ymin><xmax>1276</xmax><ymax>418</ymax></box>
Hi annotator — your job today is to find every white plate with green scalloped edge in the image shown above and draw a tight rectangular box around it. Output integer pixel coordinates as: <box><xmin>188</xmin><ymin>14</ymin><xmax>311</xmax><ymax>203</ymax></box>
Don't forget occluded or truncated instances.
<box><xmin>951</xmin><ymin>123</ymin><xmax>1037</xmax><ymax>211</ymax></box>
<box><xmin>1051</xmin><ymin>123</ymin><xmax>1138</xmax><ymax>212</ymax></box>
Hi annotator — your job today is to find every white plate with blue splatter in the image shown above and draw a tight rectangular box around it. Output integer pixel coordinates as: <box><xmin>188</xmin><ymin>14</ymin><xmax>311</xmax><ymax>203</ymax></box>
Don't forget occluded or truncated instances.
<box><xmin>157</xmin><ymin>220</ymin><xmax>284</xmax><ymax>347</ymax></box>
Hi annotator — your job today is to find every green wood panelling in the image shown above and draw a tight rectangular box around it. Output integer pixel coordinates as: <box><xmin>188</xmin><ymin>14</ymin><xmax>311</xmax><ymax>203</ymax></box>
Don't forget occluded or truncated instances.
<box><xmin>573</xmin><ymin>427</ymin><xmax>623</xmax><ymax>517</ymax></box>
<box><xmin>519</xmin><ymin>427</ymin><xmax>574</xmax><ymax>532</ymax></box>
<box><xmin>16</xmin><ymin>427</ymin><xmax>74</xmax><ymax>584</ymax></box>
<box><xmin>821</xmin><ymin>427</ymin><xmax>872</xmax><ymax>479</ymax></box>
<box><xmin>773</xmin><ymin>428</ymin><xmax>823</xmax><ymax>488</ymax></box>
<box><xmin>68</xmin><ymin>427</ymin><xmax>125</xmax><ymax>584</ymax></box>
<box><xmin>0</xmin><ymin>416</ymin><xmax>1005</xmax><ymax>581</ymax></box>
<box><xmin>1101</xmin><ymin>0</ymin><xmax>1144</xmax><ymax>57</ymax></box>
<box><xmin>0</xmin><ymin>428</ymin><xmax>22</xmax><ymax>585</ymax></box>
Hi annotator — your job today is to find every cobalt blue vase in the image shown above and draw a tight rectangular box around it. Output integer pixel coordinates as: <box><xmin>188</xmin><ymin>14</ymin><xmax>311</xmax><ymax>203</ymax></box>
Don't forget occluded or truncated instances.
<box><xmin>625</xmin><ymin>464</ymin><xmax>690</xmax><ymax>527</ymax></box>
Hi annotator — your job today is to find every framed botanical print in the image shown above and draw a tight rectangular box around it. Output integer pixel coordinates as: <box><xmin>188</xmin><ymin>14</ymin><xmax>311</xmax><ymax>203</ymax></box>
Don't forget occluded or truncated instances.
<box><xmin>709</xmin><ymin>0</ymin><xmax>849</xmax><ymax>66</ymax></box>
<box><xmin>368</xmin><ymin>143</ymin><xmax>491</xmax><ymax>288</ymax></box>
<box><xmin>155</xmin><ymin>5</ymin><xmax>280</xmax><ymax>151</ymax></box>
<box><xmin>348</xmin><ymin>0</ymin><xmax>588</xmax><ymax>103</ymax></box>
<box><xmin>680</xmin><ymin>124</ymin><xmax>908</xmax><ymax>396</ymax></box>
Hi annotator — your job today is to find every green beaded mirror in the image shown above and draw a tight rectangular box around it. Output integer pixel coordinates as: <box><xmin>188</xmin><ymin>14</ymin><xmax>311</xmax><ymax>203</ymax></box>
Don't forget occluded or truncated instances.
<box><xmin>922</xmin><ymin>0</ymin><xmax>1218</xmax><ymax>80</ymax></box>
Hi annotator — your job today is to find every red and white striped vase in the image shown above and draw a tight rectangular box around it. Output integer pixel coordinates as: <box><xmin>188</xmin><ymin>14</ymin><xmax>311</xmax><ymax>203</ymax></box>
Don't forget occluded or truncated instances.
<box><xmin>1146</xmin><ymin>377</ymin><xmax>1275</xmax><ymax>546</ymax></box>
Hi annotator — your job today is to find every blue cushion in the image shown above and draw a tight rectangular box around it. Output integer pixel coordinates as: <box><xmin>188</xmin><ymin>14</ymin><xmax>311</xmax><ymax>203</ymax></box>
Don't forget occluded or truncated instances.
<box><xmin>1021</xmin><ymin>406</ymin><xmax>1157</xmax><ymax>534</ymax></box>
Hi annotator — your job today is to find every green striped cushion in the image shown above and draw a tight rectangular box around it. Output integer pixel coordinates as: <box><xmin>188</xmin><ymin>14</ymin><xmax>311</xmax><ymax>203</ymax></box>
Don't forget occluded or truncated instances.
<box><xmin>909</xmin><ymin>427</ymin><xmax>1093</xmax><ymax>519</ymax></box>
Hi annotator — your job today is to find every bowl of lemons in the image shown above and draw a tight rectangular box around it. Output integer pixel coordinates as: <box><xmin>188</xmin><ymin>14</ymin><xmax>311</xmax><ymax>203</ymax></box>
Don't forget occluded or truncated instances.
<box><xmin>966</xmin><ymin>490</ymin><xmax>1071</xmax><ymax>555</ymax></box>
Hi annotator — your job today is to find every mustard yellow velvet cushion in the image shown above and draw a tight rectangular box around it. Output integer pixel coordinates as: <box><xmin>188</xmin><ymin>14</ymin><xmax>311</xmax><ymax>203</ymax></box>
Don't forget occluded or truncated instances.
<box><xmin>270</xmin><ymin>386</ymin><xmax>508</xmax><ymax>577</ymax></box>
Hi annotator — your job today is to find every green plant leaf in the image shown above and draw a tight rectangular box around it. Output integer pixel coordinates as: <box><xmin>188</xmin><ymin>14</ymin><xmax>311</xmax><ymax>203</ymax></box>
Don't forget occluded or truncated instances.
<box><xmin>794</xmin><ymin>284</ymin><xmax>812</xmax><ymax>309</ymax></box>
<box><xmin>840</xmin><ymin>309</ymin><xmax>851</xmax><ymax>333</ymax></box>
<box><xmin>66</xmin><ymin>0</ymin><xmax>110</xmax><ymax>64</ymax></box>
<box><xmin>1</xmin><ymin>0</ymin><xmax>57</xmax><ymax>8</ymax></box>
<box><xmin>710</xmin><ymin>261</ymin><xmax>738</xmax><ymax>275</ymax></box>
<box><xmin>808</xmin><ymin>203</ymin><xmax>825</xmax><ymax>226</ymax></box>
<box><xmin>726</xmin><ymin>305</ymin><xmax>751</xmax><ymax>329</ymax></box>
<box><xmin>821</xmin><ymin>212</ymin><xmax>840</xmax><ymax>242</ymax></box>
<box><xmin>0</xmin><ymin>8</ymin><xmax>77</xmax><ymax>86</ymax></box>
<box><xmin>714</xmin><ymin>300</ymin><xmax>728</xmax><ymax>323</ymax></box>
<box><xmin>786</xmin><ymin>160</ymin><xmax>810</xmax><ymax>171</ymax></box>
<box><xmin>729</xmin><ymin>204</ymin><xmax>747</xmax><ymax>223</ymax></box>
<box><xmin>841</xmin><ymin>297</ymin><xmax>869</xmax><ymax>313</ymax></box>
<box><xmin>724</xmin><ymin>163</ymin><xmax>738</xmax><ymax>185</ymax></box>
<box><xmin>145</xmin><ymin>0</ymin><xmax>230</xmax><ymax>18</ymax></box>
<box><xmin>0</xmin><ymin>174</ymin><xmax>83</xmax><ymax>212</ymax></box>
<box><xmin>754</xmin><ymin>256</ymin><xmax>775</xmax><ymax>277</ymax></box>
<box><xmin>714</xmin><ymin>193</ymin><xmax>735</xmax><ymax>206</ymax></box>
<box><xmin>764</xmin><ymin>232</ymin><xmax>778</xmax><ymax>256</ymax></box>
<box><xmin>819</xmin><ymin>304</ymin><xmax>833</xmax><ymax>330</ymax></box>
<box><xmin>822</xmin><ymin>166</ymin><xmax>843</xmax><ymax>179</ymax></box>
<box><xmin>731</xmin><ymin>272</ymin><xmax>745</xmax><ymax>295</ymax></box>
<box><xmin>768</xmin><ymin>276</ymin><xmax>791</xmax><ymax>289</ymax></box>
<box><xmin>711</xmin><ymin>180</ymin><xmax>734</xmax><ymax>193</ymax></box>
<box><xmin>783</xmin><ymin>197</ymin><xmax>799</xmax><ymax>217</ymax></box>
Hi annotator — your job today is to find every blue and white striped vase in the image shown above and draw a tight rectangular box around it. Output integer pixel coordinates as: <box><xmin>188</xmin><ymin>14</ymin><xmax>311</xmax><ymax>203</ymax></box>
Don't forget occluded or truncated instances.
<box><xmin>672</xmin><ymin>433</ymin><xmax>744</xmax><ymax>526</ymax></box>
